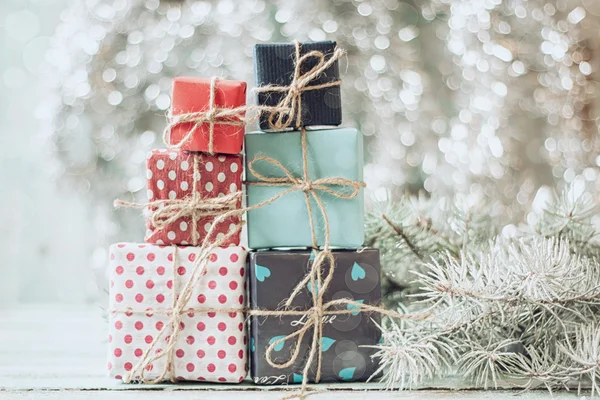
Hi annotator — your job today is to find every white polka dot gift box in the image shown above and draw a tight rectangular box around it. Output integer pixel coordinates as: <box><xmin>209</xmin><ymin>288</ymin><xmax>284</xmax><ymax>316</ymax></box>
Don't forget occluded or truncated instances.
<box><xmin>145</xmin><ymin>149</ymin><xmax>242</xmax><ymax>246</ymax></box>
<box><xmin>107</xmin><ymin>243</ymin><xmax>248</xmax><ymax>383</ymax></box>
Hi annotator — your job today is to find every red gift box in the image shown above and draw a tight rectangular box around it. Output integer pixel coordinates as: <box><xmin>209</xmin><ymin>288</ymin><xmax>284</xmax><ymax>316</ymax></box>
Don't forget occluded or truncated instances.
<box><xmin>145</xmin><ymin>149</ymin><xmax>242</xmax><ymax>246</ymax></box>
<box><xmin>168</xmin><ymin>77</ymin><xmax>246</xmax><ymax>154</ymax></box>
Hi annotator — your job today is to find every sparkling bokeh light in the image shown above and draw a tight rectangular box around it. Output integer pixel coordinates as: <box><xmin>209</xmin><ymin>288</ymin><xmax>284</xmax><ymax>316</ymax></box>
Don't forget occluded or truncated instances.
<box><xmin>2</xmin><ymin>0</ymin><xmax>600</xmax><ymax>302</ymax></box>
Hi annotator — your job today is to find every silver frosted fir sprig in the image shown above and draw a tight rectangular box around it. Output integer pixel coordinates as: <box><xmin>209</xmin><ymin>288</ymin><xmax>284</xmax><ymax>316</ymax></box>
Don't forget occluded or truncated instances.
<box><xmin>367</xmin><ymin>185</ymin><xmax>600</xmax><ymax>395</ymax></box>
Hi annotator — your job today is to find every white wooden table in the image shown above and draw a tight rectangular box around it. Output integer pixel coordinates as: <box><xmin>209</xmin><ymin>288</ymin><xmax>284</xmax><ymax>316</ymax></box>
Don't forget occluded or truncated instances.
<box><xmin>0</xmin><ymin>305</ymin><xmax>585</xmax><ymax>399</ymax></box>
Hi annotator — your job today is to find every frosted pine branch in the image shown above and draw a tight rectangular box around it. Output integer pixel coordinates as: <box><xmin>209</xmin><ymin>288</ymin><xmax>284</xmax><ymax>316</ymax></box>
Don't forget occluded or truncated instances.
<box><xmin>558</xmin><ymin>323</ymin><xmax>600</xmax><ymax>396</ymax></box>
<box><xmin>365</xmin><ymin>194</ymin><xmax>493</xmax><ymax>287</ymax></box>
<box><xmin>534</xmin><ymin>188</ymin><xmax>600</xmax><ymax>255</ymax></box>
<box><xmin>369</xmin><ymin>186</ymin><xmax>600</xmax><ymax>393</ymax></box>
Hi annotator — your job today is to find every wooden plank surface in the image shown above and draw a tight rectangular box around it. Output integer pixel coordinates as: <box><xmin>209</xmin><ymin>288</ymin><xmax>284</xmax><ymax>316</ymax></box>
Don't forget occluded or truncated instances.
<box><xmin>0</xmin><ymin>305</ymin><xmax>583</xmax><ymax>398</ymax></box>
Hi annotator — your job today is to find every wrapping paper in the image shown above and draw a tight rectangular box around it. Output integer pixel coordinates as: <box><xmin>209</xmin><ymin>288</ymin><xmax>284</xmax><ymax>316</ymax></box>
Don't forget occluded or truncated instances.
<box><xmin>245</xmin><ymin>128</ymin><xmax>364</xmax><ymax>249</ymax></box>
<box><xmin>248</xmin><ymin>249</ymin><xmax>382</xmax><ymax>384</ymax></box>
<box><xmin>107</xmin><ymin>243</ymin><xmax>248</xmax><ymax>383</ymax></box>
<box><xmin>254</xmin><ymin>41</ymin><xmax>341</xmax><ymax>130</ymax></box>
<box><xmin>170</xmin><ymin>77</ymin><xmax>246</xmax><ymax>154</ymax></box>
<box><xmin>146</xmin><ymin>149</ymin><xmax>242</xmax><ymax>246</ymax></box>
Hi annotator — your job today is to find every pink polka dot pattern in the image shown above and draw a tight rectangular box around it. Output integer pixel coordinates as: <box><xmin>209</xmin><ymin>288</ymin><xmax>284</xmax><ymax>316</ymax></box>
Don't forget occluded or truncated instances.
<box><xmin>107</xmin><ymin>243</ymin><xmax>247</xmax><ymax>383</ymax></box>
<box><xmin>145</xmin><ymin>150</ymin><xmax>243</xmax><ymax>246</ymax></box>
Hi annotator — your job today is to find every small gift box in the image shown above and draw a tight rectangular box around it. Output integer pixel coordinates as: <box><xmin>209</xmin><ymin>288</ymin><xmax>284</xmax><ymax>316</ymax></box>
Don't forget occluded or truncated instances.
<box><xmin>254</xmin><ymin>41</ymin><xmax>342</xmax><ymax>130</ymax></box>
<box><xmin>107</xmin><ymin>243</ymin><xmax>248</xmax><ymax>383</ymax></box>
<box><xmin>245</xmin><ymin>128</ymin><xmax>364</xmax><ymax>249</ymax></box>
<box><xmin>167</xmin><ymin>77</ymin><xmax>246</xmax><ymax>154</ymax></box>
<box><xmin>248</xmin><ymin>248</ymin><xmax>382</xmax><ymax>384</ymax></box>
<box><xmin>145</xmin><ymin>149</ymin><xmax>242</xmax><ymax>246</ymax></box>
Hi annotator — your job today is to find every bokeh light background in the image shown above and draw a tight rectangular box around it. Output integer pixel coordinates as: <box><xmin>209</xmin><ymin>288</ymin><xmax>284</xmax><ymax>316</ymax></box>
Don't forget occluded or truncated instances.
<box><xmin>1</xmin><ymin>0</ymin><xmax>600</xmax><ymax>304</ymax></box>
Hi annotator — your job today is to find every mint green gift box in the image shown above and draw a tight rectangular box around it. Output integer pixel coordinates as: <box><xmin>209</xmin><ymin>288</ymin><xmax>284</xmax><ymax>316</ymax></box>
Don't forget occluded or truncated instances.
<box><xmin>245</xmin><ymin>128</ymin><xmax>365</xmax><ymax>249</ymax></box>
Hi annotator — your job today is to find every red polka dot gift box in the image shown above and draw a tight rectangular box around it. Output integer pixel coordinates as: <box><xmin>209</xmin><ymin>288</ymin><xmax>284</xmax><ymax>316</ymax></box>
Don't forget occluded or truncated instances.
<box><xmin>166</xmin><ymin>77</ymin><xmax>247</xmax><ymax>154</ymax></box>
<box><xmin>107</xmin><ymin>243</ymin><xmax>248</xmax><ymax>383</ymax></box>
<box><xmin>145</xmin><ymin>149</ymin><xmax>242</xmax><ymax>246</ymax></box>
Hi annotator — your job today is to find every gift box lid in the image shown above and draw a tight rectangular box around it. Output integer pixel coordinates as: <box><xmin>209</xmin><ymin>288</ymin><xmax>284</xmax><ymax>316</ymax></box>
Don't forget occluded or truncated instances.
<box><xmin>245</xmin><ymin>127</ymin><xmax>362</xmax><ymax>184</ymax></box>
<box><xmin>172</xmin><ymin>77</ymin><xmax>247</xmax><ymax>111</ymax></box>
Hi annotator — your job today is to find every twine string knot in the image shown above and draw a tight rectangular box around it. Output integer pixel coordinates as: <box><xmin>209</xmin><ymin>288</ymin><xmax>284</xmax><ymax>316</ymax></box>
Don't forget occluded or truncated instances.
<box><xmin>301</xmin><ymin>181</ymin><xmax>313</xmax><ymax>192</ymax></box>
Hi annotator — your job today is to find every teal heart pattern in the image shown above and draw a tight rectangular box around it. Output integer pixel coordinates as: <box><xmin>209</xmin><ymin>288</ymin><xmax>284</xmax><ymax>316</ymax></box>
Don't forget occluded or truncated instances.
<box><xmin>351</xmin><ymin>262</ymin><xmax>366</xmax><ymax>281</ymax></box>
<box><xmin>306</xmin><ymin>281</ymin><xmax>319</xmax><ymax>296</ymax></box>
<box><xmin>346</xmin><ymin>299</ymin><xmax>364</xmax><ymax>316</ymax></box>
<box><xmin>338</xmin><ymin>367</ymin><xmax>356</xmax><ymax>381</ymax></box>
<box><xmin>255</xmin><ymin>263</ymin><xmax>271</xmax><ymax>282</ymax></box>
<box><xmin>249</xmin><ymin>249</ymin><xmax>382</xmax><ymax>384</ymax></box>
<box><xmin>321</xmin><ymin>337</ymin><xmax>336</xmax><ymax>351</ymax></box>
<box><xmin>269</xmin><ymin>335</ymin><xmax>286</xmax><ymax>352</ymax></box>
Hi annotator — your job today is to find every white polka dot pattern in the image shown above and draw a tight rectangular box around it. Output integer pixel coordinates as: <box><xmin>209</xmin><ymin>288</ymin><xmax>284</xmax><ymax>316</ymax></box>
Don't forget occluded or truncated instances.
<box><xmin>107</xmin><ymin>243</ymin><xmax>248</xmax><ymax>383</ymax></box>
<box><xmin>145</xmin><ymin>150</ymin><xmax>243</xmax><ymax>246</ymax></box>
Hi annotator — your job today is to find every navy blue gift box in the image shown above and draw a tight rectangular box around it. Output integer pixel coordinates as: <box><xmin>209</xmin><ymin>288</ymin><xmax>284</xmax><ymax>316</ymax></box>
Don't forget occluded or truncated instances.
<box><xmin>254</xmin><ymin>41</ymin><xmax>342</xmax><ymax>130</ymax></box>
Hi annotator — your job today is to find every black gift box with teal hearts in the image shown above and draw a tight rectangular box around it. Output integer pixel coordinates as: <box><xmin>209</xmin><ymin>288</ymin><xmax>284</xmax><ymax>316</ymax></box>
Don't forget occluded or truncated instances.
<box><xmin>247</xmin><ymin>249</ymin><xmax>382</xmax><ymax>385</ymax></box>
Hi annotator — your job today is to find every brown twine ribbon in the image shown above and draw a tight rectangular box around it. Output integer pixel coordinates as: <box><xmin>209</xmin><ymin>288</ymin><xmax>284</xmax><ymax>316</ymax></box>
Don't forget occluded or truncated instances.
<box><xmin>254</xmin><ymin>40</ymin><xmax>344</xmax><ymax>130</ymax></box>
<box><xmin>114</xmin><ymin>154</ymin><xmax>241</xmax><ymax>246</ymax></box>
<box><xmin>163</xmin><ymin>76</ymin><xmax>248</xmax><ymax>154</ymax></box>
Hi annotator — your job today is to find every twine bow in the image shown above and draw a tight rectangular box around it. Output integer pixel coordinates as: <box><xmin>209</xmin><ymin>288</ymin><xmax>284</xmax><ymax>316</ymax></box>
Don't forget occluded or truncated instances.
<box><xmin>255</xmin><ymin>41</ymin><xmax>344</xmax><ymax>130</ymax></box>
<box><xmin>114</xmin><ymin>154</ymin><xmax>241</xmax><ymax>246</ymax></box>
<box><xmin>163</xmin><ymin>76</ymin><xmax>247</xmax><ymax>154</ymax></box>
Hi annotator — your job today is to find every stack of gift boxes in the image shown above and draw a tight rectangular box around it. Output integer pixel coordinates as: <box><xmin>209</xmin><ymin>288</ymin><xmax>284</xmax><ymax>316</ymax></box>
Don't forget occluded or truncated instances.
<box><xmin>246</xmin><ymin>41</ymin><xmax>382</xmax><ymax>385</ymax></box>
<box><xmin>107</xmin><ymin>40</ymin><xmax>383</xmax><ymax>386</ymax></box>
<box><xmin>107</xmin><ymin>77</ymin><xmax>249</xmax><ymax>383</ymax></box>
